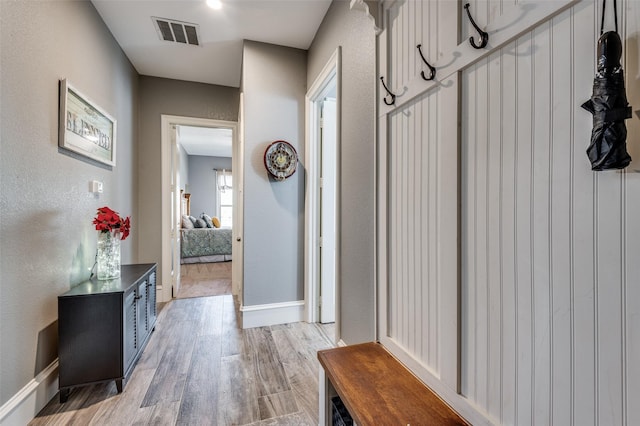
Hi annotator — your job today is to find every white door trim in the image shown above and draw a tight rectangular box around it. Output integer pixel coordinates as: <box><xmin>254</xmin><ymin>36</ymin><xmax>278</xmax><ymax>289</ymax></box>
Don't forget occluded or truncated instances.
<box><xmin>304</xmin><ymin>47</ymin><xmax>342</xmax><ymax>329</ymax></box>
<box><xmin>160</xmin><ymin>115</ymin><xmax>239</xmax><ymax>303</ymax></box>
<box><xmin>233</xmin><ymin>95</ymin><xmax>245</xmax><ymax>304</ymax></box>
<box><xmin>319</xmin><ymin>98</ymin><xmax>337</xmax><ymax>323</ymax></box>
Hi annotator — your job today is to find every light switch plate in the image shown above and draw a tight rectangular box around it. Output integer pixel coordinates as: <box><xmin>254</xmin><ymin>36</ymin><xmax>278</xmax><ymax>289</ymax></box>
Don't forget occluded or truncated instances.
<box><xmin>90</xmin><ymin>180</ymin><xmax>104</xmax><ymax>193</ymax></box>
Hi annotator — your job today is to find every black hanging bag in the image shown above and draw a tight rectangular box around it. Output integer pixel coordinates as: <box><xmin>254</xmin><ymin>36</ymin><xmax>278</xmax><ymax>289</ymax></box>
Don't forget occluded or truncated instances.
<box><xmin>581</xmin><ymin>0</ymin><xmax>632</xmax><ymax>170</ymax></box>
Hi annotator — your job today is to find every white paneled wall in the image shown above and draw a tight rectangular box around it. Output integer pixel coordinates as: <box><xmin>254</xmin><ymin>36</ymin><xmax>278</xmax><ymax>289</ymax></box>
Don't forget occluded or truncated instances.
<box><xmin>388</xmin><ymin>91</ymin><xmax>441</xmax><ymax>376</ymax></box>
<box><xmin>380</xmin><ymin>76</ymin><xmax>460</xmax><ymax>399</ymax></box>
<box><xmin>388</xmin><ymin>0</ymin><xmax>449</xmax><ymax>89</ymax></box>
<box><xmin>378</xmin><ymin>0</ymin><xmax>640</xmax><ymax>424</ymax></box>
<box><xmin>461</xmin><ymin>2</ymin><xmax>640</xmax><ymax>423</ymax></box>
<box><xmin>461</xmin><ymin>8</ymin><xmax>592</xmax><ymax>423</ymax></box>
<box><xmin>384</xmin><ymin>0</ymin><xmax>457</xmax><ymax>99</ymax></box>
<box><xmin>461</xmin><ymin>0</ymin><xmax>521</xmax><ymax>43</ymax></box>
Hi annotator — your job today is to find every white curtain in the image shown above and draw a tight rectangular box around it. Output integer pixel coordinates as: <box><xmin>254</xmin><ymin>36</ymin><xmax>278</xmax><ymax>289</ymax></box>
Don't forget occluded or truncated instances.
<box><xmin>216</xmin><ymin>169</ymin><xmax>232</xmax><ymax>192</ymax></box>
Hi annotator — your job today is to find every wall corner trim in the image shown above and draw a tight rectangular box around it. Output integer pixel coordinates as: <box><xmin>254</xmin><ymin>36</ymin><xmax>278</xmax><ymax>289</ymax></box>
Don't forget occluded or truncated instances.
<box><xmin>0</xmin><ymin>359</ymin><xmax>59</xmax><ymax>426</ymax></box>
<box><xmin>240</xmin><ymin>300</ymin><xmax>305</xmax><ymax>329</ymax></box>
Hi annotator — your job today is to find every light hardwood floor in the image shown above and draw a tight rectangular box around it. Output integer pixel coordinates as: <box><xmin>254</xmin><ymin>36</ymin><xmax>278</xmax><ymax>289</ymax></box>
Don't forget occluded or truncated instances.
<box><xmin>177</xmin><ymin>262</ymin><xmax>233</xmax><ymax>299</ymax></box>
<box><xmin>31</xmin><ymin>295</ymin><xmax>335</xmax><ymax>426</ymax></box>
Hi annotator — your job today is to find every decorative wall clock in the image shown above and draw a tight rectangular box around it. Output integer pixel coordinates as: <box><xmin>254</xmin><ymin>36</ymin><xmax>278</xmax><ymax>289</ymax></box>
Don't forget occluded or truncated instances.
<box><xmin>264</xmin><ymin>140</ymin><xmax>298</xmax><ymax>181</ymax></box>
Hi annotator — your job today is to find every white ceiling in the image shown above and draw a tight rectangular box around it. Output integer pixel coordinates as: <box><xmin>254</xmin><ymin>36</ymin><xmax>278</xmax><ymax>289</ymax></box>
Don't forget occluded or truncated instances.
<box><xmin>91</xmin><ymin>0</ymin><xmax>333</xmax><ymax>88</ymax></box>
<box><xmin>178</xmin><ymin>126</ymin><xmax>232</xmax><ymax>157</ymax></box>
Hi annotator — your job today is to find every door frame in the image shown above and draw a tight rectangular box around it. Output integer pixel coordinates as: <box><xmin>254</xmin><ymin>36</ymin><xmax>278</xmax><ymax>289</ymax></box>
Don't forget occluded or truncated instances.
<box><xmin>160</xmin><ymin>115</ymin><xmax>239</xmax><ymax>303</ymax></box>
<box><xmin>304</xmin><ymin>47</ymin><xmax>342</xmax><ymax>326</ymax></box>
<box><xmin>233</xmin><ymin>94</ymin><xmax>244</xmax><ymax>305</ymax></box>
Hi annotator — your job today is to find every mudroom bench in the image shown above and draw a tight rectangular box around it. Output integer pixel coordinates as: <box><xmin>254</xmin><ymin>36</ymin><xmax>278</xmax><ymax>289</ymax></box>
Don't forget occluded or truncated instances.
<box><xmin>318</xmin><ymin>342</ymin><xmax>468</xmax><ymax>425</ymax></box>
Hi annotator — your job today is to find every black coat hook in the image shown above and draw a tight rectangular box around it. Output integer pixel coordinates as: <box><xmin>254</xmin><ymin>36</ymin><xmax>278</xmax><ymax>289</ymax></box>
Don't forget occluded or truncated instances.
<box><xmin>464</xmin><ymin>3</ymin><xmax>489</xmax><ymax>49</ymax></box>
<box><xmin>416</xmin><ymin>44</ymin><xmax>436</xmax><ymax>81</ymax></box>
<box><xmin>380</xmin><ymin>76</ymin><xmax>396</xmax><ymax>106</ymax></box>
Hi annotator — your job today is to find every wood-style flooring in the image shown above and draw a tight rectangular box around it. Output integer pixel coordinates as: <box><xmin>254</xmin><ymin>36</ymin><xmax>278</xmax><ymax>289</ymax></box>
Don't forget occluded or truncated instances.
<box><xmin>176</xmin><ymin>262</ymin><xmax>232</xmax><ymax>299</ymax></box>
<box><xmin>30</xmin><ymin>294</ymin><xmax>335</xmax><ymax>426</ymax></box>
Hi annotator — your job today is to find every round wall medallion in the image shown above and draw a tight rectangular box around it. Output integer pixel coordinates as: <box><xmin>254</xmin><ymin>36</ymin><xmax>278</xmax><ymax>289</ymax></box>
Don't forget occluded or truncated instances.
<box><xmin>264</xmin><ymin>140</ymin><xmax>298</xmax><ymax>181</ymax></box>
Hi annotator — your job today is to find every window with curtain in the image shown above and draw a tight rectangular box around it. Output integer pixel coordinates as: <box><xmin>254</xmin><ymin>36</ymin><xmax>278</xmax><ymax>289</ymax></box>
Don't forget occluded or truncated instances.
<box><xmin>216</xmin><ymin>169</ymin><xmax>232</xmax><ymax>227</ymax></box>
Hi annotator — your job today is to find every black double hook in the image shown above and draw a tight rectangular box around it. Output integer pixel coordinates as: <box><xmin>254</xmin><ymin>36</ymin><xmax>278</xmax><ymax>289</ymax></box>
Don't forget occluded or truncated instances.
<box><xmin>464</xmin><ymin>3</ymin><xmax>489</xmax><ymax>49</ymax></box>
<box><xmin>380</xmin><ymin>76</ymin><xmax>396</xmax><ymax>106</ymax></box>
<box><xmin>416</xmin><ymin>44</ymin><xmax>436</xmax><ymax>81</ymax></box>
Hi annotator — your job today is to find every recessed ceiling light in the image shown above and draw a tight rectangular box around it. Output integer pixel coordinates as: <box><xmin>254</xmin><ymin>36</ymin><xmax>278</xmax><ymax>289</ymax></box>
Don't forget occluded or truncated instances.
<box><xmin>206</xmin><ymin>0</ymin><xmax>222</xmax><ymax>10</ymax></box>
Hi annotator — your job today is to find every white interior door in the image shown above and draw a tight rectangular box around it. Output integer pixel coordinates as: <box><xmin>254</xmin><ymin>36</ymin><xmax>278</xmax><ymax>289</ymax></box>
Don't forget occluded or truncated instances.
<box><xmin>320</xmin><ymin>98</ymin><xmax>337</xmax><ymax>323</ymax></box>
<box><xmin>305</xmin><ymin>47</ymin><xmax>341</xmax><ymax>327</ymax></box>
<box><xmin>170</xmin><ymin>125</ymin><xmax>181</xmax><ymax>296</ymax></box>
<box><xmin>232</xmin><ymin>94</ymin><xmax>244</xmax><ymax>302</ymax></box>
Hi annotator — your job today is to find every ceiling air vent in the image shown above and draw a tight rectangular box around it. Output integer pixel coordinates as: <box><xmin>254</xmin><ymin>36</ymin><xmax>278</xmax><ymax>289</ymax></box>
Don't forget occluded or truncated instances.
<box><xmin>152</xmin><ymin>17</ymin><xmax>200</xmax><ymax>46</ymax></box>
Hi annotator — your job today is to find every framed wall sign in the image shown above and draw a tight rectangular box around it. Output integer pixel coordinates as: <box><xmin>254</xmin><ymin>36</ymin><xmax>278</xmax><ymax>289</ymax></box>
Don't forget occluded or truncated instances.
<box><xmin>59</xmin><ymin>79</ymin><xmax>117</xmax><ymax>167</ymax></box>
<box><xmin>264</xmin><ymin>140</ymin><xmax>298</xmax><ymax>181</ymax></box>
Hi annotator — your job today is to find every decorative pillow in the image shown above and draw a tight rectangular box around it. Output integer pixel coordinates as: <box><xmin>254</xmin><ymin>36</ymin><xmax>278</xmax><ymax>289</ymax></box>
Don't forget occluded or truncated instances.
<box><xmin>194</xmin><ymin>218</ymin><xmax>207</xmax><ymax>228</ymax></box>
<box><xmin>181</xmin><ymin>215</ymin><xmax>194</xmax><ymax>229</ymax></box>
<box><xmin>189</xmin><ymin>216</ymin><xmax>198</xmax><ymax>226</ymax></box>
<box><xmin>212</xmin><ymin>217</ymin><xmax>221</xmax><ymax>228</ymax></box>
<box><xmin>201</xmin><ymin>213</ymin><xmax>214</xmax><ymax>228</ymax></box>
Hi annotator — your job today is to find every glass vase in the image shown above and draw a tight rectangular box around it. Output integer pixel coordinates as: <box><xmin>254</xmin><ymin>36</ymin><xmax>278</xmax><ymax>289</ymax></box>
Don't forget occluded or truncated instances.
<box><xmin>97</xmin><ymin>230</ymin><xmax>121</xmax><ymax>280</ymax></box>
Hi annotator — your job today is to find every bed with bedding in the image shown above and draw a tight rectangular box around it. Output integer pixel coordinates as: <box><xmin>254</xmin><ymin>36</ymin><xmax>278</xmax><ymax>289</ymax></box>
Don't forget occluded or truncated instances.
<box><xmin>180</xmin><ymin>214</ymin><xmax>232</xmax><ymax>264</ymax></box>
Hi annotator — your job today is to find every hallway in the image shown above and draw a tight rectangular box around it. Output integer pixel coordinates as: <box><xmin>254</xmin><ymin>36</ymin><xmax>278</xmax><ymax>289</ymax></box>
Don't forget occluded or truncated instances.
<box><xmin>30</xmin><ymin>295</ymin><xmax>335</xmax><ymax>425</ymax></box>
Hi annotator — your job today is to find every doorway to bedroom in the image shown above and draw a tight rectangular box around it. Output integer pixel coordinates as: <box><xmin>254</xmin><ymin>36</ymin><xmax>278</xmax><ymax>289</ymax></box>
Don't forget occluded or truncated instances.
<box><xmin>160</xmin><ymin>115</ymin><xmax>241</xmax><ymax>304</ymax></box>
<box><xmin>176</xmin><ymin>124</ymin><xmax>233</xmax><ymax>299</ymax></box>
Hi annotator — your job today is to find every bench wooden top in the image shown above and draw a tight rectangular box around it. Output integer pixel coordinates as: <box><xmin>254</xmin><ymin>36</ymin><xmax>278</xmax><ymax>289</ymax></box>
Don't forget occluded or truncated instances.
<box><xmin>318</xmin><ymin>342</ymin><xmax>468</xmax><ymax>426</ymax></box>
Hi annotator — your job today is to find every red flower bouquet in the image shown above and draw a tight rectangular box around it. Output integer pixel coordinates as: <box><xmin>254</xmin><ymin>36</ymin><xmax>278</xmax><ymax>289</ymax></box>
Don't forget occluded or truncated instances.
<box><xmin>93</xmin><ymin>206</ymin><xmax>131</xmax><ymax>240</ymax></box>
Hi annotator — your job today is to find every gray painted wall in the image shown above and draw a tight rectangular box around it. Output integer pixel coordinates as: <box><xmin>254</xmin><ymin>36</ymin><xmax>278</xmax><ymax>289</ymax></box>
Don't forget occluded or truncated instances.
<box><xmin>242</xmin><ymin>41</ymin><xmax>307</xmax><ymax>306</ymax></box>
<box><xmin>307</xmin><ymin>1</ymin><xmax>377</xmax><ymax>344</ymax></box>
<box><xmin>188</xmin><ymin>155</ymin><xmax>232</xmax><ymax>218</ymax></box>
<box><xmin>137</xmin><ymin>77</ymin><xmax>239</xmax><ymax>287</ymax></box>
<box><xmin>0</xmin><ymin>1</ymin><xmax>138</xmax><ymax>406</ymax></box>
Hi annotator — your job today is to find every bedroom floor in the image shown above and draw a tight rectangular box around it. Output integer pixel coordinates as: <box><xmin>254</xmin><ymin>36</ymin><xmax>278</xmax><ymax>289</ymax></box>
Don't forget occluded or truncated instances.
<box><xmin>177</xmin><ymin>261</ymin><xmax>232</xmax><ymax>299</ymax></box>
<box><xmin>30</xmin><ymin>294</ymin><xmax>336</xmax><ymax>425</ymax></box>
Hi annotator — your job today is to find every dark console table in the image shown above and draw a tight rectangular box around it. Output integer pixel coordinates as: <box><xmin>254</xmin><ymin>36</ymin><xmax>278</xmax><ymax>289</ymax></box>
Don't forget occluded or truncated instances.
<box><xmin>58</xmin><ymin>263</ymin><xmax>157</xmax><ymax>402</ymax></box>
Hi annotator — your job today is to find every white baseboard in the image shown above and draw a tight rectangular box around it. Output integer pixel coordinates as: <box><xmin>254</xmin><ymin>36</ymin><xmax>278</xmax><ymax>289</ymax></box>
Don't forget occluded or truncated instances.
<box><xmin>240</xmin><ymin>300</ymin><xmax>305</xmax><ymax>329</ymax></box>
<box><xmin>337</xmin><ymin>339</ymin><xmax>347</xmax><ymax>347</ymax></box>
<box><xmin>0</xmin><ymin>360</ymin><xmax>59</xmax><ymax>426</ymax></box>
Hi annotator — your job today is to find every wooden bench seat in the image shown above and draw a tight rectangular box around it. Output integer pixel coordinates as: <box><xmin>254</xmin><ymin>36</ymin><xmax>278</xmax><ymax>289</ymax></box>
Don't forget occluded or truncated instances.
<box><xmin>318</xmin><ymin>342</ymin><xmax>468</xmax><ymax>426</ymax></box>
